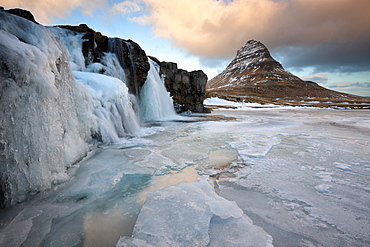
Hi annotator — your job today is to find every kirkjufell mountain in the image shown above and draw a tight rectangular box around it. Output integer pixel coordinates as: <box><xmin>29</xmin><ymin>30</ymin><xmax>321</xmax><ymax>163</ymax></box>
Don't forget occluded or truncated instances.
<box><xmin>207</xmin><ymin>40</ymin><xmax>370</xmax><ymax>108</ymax></box>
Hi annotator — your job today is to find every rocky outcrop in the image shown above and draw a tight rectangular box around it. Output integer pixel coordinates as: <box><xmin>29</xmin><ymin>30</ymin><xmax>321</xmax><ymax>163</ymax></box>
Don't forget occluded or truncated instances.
<box><xmin>207</xmin><ymin>40</ymin><xmax>370</xmax><ymax>106</ymax></box>
<box><xmin>1</xmin><ymin>7</ymin><xmax>39</xmax><ymax>24</ymax></box>
<box><xmin>108</xmin><ymin>38</ymin><xmax>150</xmax><ymax>95</ymax></box>
<box><xmin>160</xmin><ymin>62</ymin><xmax>210</xmax><ymax>113</ymax></box>
<box><xmin>56</xmin><ymin>24</ymin><xmax>150</xmax><ymax>95</ymax></box>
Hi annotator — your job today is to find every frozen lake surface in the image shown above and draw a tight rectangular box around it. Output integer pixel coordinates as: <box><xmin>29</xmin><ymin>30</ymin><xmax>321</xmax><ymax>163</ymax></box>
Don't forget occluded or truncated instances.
<box><xmin>1</xmin><ymin>105</ymin><xmax>369</xmax><ymax>246</ymax></box>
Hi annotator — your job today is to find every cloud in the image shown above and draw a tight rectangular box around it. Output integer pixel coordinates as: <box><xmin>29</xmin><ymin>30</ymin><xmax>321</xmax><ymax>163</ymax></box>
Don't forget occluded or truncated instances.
<box><xmin>274</xmin><ymin>37</ymin><xmax>370</xmax><ymax>73</ymax></box>
<box><xmin>2</xmin><ymin>0</ymin><xmax>106</xmax><ymax>24</ymax></box>
<box><xmin>130</xmin><ymin>0</ymin><xmax>370</xmax><ymax>73</ymax></box>
<box><xmin>3</xmin><ymin>0</ymin><xmax>370</xmax><ymax>74</ymax></box>
<box><xmin>301</xmin><ymin>74</ymin><xmax>328</xmax><ymax>84</ymax></box>
<box><xmin>329</xmin><ymin>82</ymin><xmax>370</xmax><ymax>89</ymax></box>
<box><xmin>328</xmin><ymin>82</ymin><xmax>370</xmax><ymax>97</ymax></box>
<box><xmin>112</xmin><ymin>1</ymin><xmax>142</xmax><ymax>15</ymax></box>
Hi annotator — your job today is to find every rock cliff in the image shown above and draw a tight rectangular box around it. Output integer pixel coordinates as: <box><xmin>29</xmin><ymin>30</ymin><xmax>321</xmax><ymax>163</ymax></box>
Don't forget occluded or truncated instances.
<box><xmin>160</xmin><ymin>62</ymin><xmax>210</xmax><ymax>113</ymax></box>
<box><xmin>207</xmin><ymin>40</ymin><xmax>370</xmax><ymax>107</ymax></box>
<box><xmin>56</xmin><ymin>24</ymin><xmax>150</xmax><ymax>96</ymax></box>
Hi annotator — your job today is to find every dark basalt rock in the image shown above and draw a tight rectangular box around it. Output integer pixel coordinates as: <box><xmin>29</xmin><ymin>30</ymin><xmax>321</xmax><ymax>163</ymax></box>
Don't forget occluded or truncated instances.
<box><xmin>107</xmin><ymin>38</ymin><xmax>150</xmax><ymax>95</ymax></box>
<box><xmin>160</xmin><ymin>62</ymin><xmax>210</xmax><ymax>113</ymax></box>
<box><xmin>2</xmin><ymin>8</ymin><xmax>39</xmax><ymax>24</ymax></box>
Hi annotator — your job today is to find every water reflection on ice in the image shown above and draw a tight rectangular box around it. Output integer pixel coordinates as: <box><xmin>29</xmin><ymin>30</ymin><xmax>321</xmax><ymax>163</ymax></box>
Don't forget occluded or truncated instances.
<box><xmin>1</xmin><ymin>107</ymin><xmax>369</xmax><ymax>247</ymax></box>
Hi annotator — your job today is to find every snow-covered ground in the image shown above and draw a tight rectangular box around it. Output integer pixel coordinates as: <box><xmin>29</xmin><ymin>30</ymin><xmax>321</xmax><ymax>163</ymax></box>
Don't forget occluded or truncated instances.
<box><xmin>1</xmin><ymin>100</ymin><xmax>369</xmax><ymax>247</ymax></box>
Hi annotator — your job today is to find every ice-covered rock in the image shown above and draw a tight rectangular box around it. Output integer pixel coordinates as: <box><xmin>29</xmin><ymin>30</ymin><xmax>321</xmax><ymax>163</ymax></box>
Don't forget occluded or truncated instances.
<box><xmin>0</xmin><ymin>11</ymin><xmax>97</xmax><ymax>206</ymax></box>
<box><xmin>116</xmin><ymin>176</ymin><xmax>273</xmax><ymax>247</ymax></box>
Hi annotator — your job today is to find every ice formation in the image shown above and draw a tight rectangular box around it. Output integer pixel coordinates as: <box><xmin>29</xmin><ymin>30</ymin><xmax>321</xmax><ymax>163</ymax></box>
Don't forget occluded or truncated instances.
<box><xmin>0</xmin><ymin>11</ymin><xmax>176</xmax><ymax>206</ymax></box>
<box><xmin>0</xmin><ymin>94</ymin><xmax>369</xmax><ymax>246</ymax></box>
<box><xmin>74</xmin><ymin>71</ymin><xmax>141</xmax><ymax>142</ymax></box>
<box><xmin>139</xmin><ymin>58</ymin><xmax>177</xmax><ymax>121</ymax></box>
<box><xmin>0</xmin><ymin>11</ymin><xmax>96</xmax><ymax>205</ymax></box>
<box><xmin>117</xmin><ymin>176</ymin><xmax>273</xmax><ymax>247</ymax></box>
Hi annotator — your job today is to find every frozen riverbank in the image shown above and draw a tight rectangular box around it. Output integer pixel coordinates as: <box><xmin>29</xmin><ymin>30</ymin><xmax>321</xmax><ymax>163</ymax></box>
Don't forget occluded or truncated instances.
<box><xmin>1</xmin><ymin>106</ymin><xmax>369</xmax><ymax>246</ymax></box>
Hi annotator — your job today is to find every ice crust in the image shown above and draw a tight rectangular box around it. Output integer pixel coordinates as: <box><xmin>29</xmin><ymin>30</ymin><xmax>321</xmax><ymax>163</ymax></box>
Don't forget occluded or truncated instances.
<box><xmin>0</xmin><ymin>100</ymin><xmax>369</xmax><ymax>246</ymax></box>
<box><xmin>117</xmin><ymin>176</ymin><xmax>272</xmax><ymax>247</ymax></box>
<box><xmin>334</xmin><ymin>162</ymin><xmax>351</xmax><ymax>171</ymax></box>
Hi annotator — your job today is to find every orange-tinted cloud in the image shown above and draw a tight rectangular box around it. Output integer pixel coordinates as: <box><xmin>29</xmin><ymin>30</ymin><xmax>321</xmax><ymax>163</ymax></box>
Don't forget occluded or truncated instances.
<box><xmin>133</xmin><ymin>0</ymin><xmax>370</xmax><ymax>61</ymax></box>
<box><xmin>302</xmin><ymin>74</ymin><xmax>328</xmax><ymax>84</ymax></box>
<box><xmin>2</xmin><ymin>0</ymin><xmax>106</xmax><ymax>24</ymax></box>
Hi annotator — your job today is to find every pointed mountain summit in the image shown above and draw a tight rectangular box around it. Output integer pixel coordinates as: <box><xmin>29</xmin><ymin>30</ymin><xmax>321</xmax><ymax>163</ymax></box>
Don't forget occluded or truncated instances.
<box><xmin>207</xmin><ymin>40</ymin><xmax>369</xmax><ymax>108</ymax></box>
<box><xmin>207</xmin><ymin>40</ymin><xmax>303</xmax><ymax>91</ymax></box>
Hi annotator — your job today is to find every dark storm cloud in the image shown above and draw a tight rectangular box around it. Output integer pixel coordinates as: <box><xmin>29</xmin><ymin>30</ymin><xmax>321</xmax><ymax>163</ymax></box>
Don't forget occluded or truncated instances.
<box><xmin>273</xmin><ymin>37</ymin><xmax>370</xmax><ymax>74</ymax></box>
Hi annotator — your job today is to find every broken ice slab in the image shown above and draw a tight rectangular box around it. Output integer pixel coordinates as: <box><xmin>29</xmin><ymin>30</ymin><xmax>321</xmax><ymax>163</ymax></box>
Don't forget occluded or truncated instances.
<box><xmin>117</xmin><ymin>176</ymin><xmax>272</xmax><ymax>247</ymax></box>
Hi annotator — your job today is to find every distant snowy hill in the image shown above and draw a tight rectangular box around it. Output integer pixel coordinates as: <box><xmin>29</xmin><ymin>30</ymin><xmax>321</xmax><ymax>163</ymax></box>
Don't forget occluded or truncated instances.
<box><xmin>207</xmin><ymin>40</ymin><xmax>370</xmax><ymax>108</ymax></box>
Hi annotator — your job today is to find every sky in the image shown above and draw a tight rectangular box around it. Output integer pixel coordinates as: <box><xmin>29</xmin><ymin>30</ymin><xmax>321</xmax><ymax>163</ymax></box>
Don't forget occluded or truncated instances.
<box><xmin>3</xmin><ymin>0</ymin><xmax>370</xmax><ymax>96</ymax></box>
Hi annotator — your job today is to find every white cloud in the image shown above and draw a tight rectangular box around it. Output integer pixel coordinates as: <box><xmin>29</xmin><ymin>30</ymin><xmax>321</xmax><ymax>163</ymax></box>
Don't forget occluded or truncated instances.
<box><xmin>112</xmin><ymin>1</ymin><xmax>142</xmax><ymax>15</ymax></box>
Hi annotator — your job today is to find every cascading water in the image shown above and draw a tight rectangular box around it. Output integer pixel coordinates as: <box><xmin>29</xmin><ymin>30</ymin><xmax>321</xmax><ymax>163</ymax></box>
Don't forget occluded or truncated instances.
<box><xmin>139</xmin><ymin>58</ymin><xmax>177</xmax><ymax>122</ymax></box>
<box><xmin>49</xmin><ymin>27</ymin><xmax>141</xmax><ymax>143</ymax></box>
<box><xmin>73</xmin><ymin>71</ymin><xmax>141</xmax><ymax>142</ymax></box>
<box><xmin>48</xmin><ymin>27</ymin><xmax>176</xmax><ymax>140</ymax></box>
<box><xmin>107</xmin><ymin>38</ymin><xmax>128</xmax><ymax>84</ymax></box>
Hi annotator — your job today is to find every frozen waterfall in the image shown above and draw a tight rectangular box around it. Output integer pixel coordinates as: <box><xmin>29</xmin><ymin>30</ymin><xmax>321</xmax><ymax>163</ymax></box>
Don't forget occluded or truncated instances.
<box><xmin>0</xmin><ymin>12</ymin><xmax>178</xmax><ymax>208</ymax></box>
<box><xmin>74</xmin><ymin>71</ymin><xmax>141</xmax><ymax>142</ymax></box>
<box><xmin>140</xmin><ymin>58</ymin><xmax>177</xmax><ymax>122</ymax></box>
<box><xmin>49</xmin><ymin>27</ymin><xmax>176</xmax><ymax>142</ymax></box>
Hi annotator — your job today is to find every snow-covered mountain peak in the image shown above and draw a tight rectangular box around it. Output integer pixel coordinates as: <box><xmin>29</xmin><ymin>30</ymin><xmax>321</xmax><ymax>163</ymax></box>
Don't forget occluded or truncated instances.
<box><xmin>207</xmin><ymin>40</ymin><xmax>296</xmax><ymax>90</ymax></box>
<box><xmin>226</xmin><ymin>40</ymin><xmax>271</xmax><ymax>72</ymax></box>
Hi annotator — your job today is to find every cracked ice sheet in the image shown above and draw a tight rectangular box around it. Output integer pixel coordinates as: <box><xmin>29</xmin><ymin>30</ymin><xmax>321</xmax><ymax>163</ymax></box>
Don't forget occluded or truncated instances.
<box><xmin>210</xmin><ymin>109</ymin><xmax>370</xmax><ymax>247</ymax></box>
<box><xmin>117</xmin><ymin>176</ymin><xmax>273</xmax><ymax>247</ymax></box>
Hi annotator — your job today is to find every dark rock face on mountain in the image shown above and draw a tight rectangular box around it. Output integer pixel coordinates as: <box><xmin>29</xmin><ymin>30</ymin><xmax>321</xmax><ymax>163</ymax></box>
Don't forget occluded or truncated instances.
<box><xmin>207</xmin><ymin>40</ymin><xmax>370</xmax><ymax>107</ymax></box>
<box><xmin>160</xmin><ymin>62</ymin><xmax>210</xmax><ymax>113</ymax></box>
<box><xmin>57</xmin><ymin>25</ymin><xmax>150</xmax><ymax>95</ymax></box>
